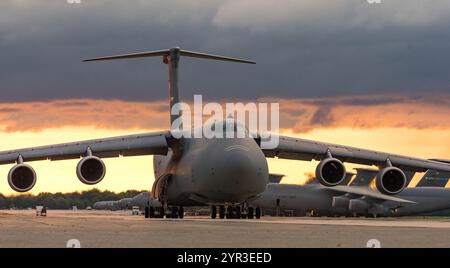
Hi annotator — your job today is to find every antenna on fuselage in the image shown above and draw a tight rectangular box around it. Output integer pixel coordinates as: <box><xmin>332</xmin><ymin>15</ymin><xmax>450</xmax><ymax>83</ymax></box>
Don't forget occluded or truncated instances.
<box><xmin>83</xmin><ymin>47</ymin><xmax>255</xmax><ymax>126</ymax></box>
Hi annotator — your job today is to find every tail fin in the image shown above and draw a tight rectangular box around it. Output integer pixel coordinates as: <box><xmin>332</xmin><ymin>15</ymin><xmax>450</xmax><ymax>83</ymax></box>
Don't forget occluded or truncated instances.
<box><xmin>339</xmin><ymin>172</ymin><xmax>354</xmax><ymax>186</ymax></box>
<box><xmin>84</xmin><ymin>47</ymin><xmax>255</xmax><ymax>126</ymax></box>
<box><xmin>350</xmin><ymin>168</ymin><xmax>416</xmax><ymax>187</ymax></box>
<box><xmin>416</xmin><ymin>169</ymin><xmax>450</xmax><ymax>187</ymax></box>
<box><xmin>268</xmin><ymin>173</ymin><xmax>285</xmax><ymax>184</ymax></box>
<box><xmin>350</xmin><ymin>168</ymin><xmax>378</xmax><ymax>186</ymax></box>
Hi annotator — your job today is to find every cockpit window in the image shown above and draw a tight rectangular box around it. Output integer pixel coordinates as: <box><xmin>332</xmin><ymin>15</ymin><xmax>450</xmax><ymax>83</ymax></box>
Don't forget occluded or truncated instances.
<box><xmin>223</xmin><ymin>121</ymin><xmax>237</xmax><ymax>132</ymax></box>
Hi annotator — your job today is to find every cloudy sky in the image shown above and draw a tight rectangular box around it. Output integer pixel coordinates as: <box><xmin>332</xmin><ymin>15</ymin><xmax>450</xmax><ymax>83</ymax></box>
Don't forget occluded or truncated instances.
<box><xmin>0</xmin><ymin>0</ymin><xmax>449</xmax><ymax>195</ymax></box>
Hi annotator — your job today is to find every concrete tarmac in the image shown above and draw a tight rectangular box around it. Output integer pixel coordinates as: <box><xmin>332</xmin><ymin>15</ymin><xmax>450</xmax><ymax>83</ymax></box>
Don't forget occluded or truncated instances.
<box><xmin>1</xmin><ymin>210</ymin><xmax>450</xmax><ymax>248</ymax></box>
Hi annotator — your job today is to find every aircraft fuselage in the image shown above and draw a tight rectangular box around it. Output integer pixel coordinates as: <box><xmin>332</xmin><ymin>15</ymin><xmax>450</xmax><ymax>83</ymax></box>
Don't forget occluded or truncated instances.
<box><xmin>250</xmin><ymin>184</ymin><xmax>450</xmax><ymax>217</ymax></box>
<box><xmin>153</xmin><ymin>135</ymin><xmax>268</xmax><ymax>206</ymax></box>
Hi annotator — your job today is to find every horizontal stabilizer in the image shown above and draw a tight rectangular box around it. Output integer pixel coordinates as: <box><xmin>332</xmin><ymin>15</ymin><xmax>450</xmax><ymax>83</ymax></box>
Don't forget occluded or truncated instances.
<box><xmin>180</xmin><ymin>49</ymin><xmax>255</xmax><ymax>64</ymax></box>
<box><xmin>83</xmin><ymin>49</ymin><xmax>168</xmax><ymax>62</ymax></box>
<box><xmin>83</xmin><ymin>47</ymin><xmax>255</xmax><ymax>64</ymax></box>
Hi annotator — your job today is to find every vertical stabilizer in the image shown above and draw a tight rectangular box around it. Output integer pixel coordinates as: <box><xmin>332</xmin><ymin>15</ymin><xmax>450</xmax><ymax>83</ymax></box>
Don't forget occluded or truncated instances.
<box><xmin>84</xmin><ymin>47</ymin><xmax>255</xmax><ymax>127</ymax></box>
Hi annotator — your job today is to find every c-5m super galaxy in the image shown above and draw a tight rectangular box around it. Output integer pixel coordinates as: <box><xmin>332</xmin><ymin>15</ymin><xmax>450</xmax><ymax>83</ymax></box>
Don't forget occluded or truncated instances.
<box><xmin>2</xmin><ymin>47</ymin><xmax>450</xmax><ymax>220</ymax></box>
<box><xmin>250</xmin><ymin>168</ymin><xmax>450</xmax><ymax>218</ymax></box>
<box><xmin>93</xmin><ymin>192</ymin><xmax>160</xmax><ymax>211</ymax></box>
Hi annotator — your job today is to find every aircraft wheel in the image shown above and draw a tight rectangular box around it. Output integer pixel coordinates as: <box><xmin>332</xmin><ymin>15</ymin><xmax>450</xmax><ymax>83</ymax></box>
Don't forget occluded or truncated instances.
<box><xmin>178</xmin><ymin>207</ymin><xmax>184</xmax><ymax>219</ymax></box>
<box><xmin>235</xmin><ymin>206</ymin><xmax>241</xmax><ymax>219</ymax></box>
<box><xmin>149</xmin><ymin>206</ymin><xmax>155</xmax><ymax>218</ymax></box>
<box><xmin>247</xmin><ymin>207</ymin><xmax>254</xmax><ymax>219</ymax></box>
<box><xmin>171</xmin><ymin>207</ymin><xmax>178</xmax><ymax>218</ymax></box>
<box><xmin>211</xmin><ymin>206</ymin><xmax>217</xmax><ymax>219</ymax></box>
<box><xmin>158</xmin><ymin>207</ymin><xmax>165</xmax><ymax>218</ymax></box>
<box><xmin>219</xmin><ymin>206</ymin><xmax>225</xmax><ymax>219</ymax></box>
<box><xmin>255</xmin><ymin>207</ymin><xmax>261</xmax><ymax>219</ymax></box>
<box><xmin>241</xmin><ymin>205</ymin><xmax>247</xmax><ymax>219</ymax></box>
<box><xmin>144</xmin><ymin>207</ymin><xmax>149</xmax><ymax>218</ymax></box>
<box><xmin>226</xmin><ymin>206</ymin><xmax>234</xmax><ymax>219</ymax></box>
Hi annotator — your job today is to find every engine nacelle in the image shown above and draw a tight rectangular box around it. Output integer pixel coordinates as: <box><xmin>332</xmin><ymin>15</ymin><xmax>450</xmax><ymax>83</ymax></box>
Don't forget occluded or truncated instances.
<box><xmin>332</xmin><ymin>196</ymin><xmax>350</xmax><ymax>209</ymax></box>
<box><xmin>76</xmin><ymin>156</ymin><xmax>106</xmax><ymax>185</ymax></box>
<box><xmin>8</xmin><ymin>164</ymin><xmax>37</xmax><ymax>192</ymax></box>
<box><xmin>348</xmin><ymin>199</ymin><xmax>368</xmax><ymax>214</ymax></box>
<box><xmin>315</xmin><ymin>158</ymin><xmax>346</xmax><ymax>187</ymax></box>
<box><xmin>376</xmin><ymin>167</ymin><xmax>406</xmax><ymax>195</ymax></box>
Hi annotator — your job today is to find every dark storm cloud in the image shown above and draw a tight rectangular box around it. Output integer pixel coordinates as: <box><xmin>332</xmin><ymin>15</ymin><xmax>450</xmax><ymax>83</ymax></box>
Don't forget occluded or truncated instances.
<box><xmin>1</xmin><ymin>0</ymin><xmax>450</xmax><ymax>102</ymax></box>
<box><xmin>0</xmin><ymin>94</ymin><xmax>448</xmax><ymax>132</ymax></box>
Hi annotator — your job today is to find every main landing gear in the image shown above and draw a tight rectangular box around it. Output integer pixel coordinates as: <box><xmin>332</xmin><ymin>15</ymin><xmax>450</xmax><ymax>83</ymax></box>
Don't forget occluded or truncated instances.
<box><xmin>210</xmin><ymin>205</ymin><xmax>262</xmax><ymax>219</ymax></box>
<box><xmin>145</xmin><ymin>206</ymin><xmax>184</xmax><ymax>219</ymax></box>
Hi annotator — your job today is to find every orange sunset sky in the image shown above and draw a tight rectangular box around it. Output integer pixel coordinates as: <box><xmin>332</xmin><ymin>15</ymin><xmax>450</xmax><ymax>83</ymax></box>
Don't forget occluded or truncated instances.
<box><xmin>0</xmin><ymin>94</ymin><xmax>449</xmax><ymax>196</ymax></box>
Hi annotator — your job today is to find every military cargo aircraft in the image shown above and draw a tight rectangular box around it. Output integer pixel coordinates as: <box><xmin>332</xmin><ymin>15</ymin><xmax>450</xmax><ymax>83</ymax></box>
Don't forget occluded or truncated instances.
<box><xmin>249</xmin><ymin>169</ymin><xmax>450</xmax><ymax>217</ymax></box>
<box><xmin>2</xmin><ymin>47</ymin><xmax>450</xmax><ymax>219</ymax></box>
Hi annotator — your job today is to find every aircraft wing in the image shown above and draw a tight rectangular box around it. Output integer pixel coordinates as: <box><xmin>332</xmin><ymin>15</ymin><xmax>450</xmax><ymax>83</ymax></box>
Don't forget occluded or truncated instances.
<box><xmin>0</xmin><ymin>131</ymin><xmax>169</xmax><ymax>164</ymax></box>
<box><xmin>262</xmin><ymin>135</ymin><xmax>450</xmax><ymax>173</ymax></box>
<box><xmin>326</xmin><ymin>186</ymin><xmax>416</xmax><ymax>204</ymax></box>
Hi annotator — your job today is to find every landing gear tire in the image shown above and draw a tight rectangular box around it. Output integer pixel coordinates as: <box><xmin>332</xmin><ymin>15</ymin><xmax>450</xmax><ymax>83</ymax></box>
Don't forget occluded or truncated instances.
<box><xmin>226</xmin><ymin>206</ymin><xmax>234</xmax><ymax>219</ymax></box>
<box><xmin>211</xmin><ymin>206</ymin><xmax>217</xmax><ymax>219</ymax></box>
<box><xmin>255</xmin><ymin>207</ymin><xmax>261</xmax><ymax>219</ymax></box>
<box><xmin>235</xmin><ymin>206</ymin><xmax>241</xmax><ymax>219</ymax></box>
<box><xmin>178</xmin><ymin>207</ymin><xmax>184</xmax><ymax>219</ymax></box>
<box><xmin>241</xmin><ymin>205</ymin><xmax>247</xmax><ymax>219</ymax></box>
<box><xmin>149</xmin><ymin>206</ymin><xmax>155</xmax><ymax>218</ymax></box>
<box><xmin>219</xmin><ymin>206</ymin><xmax>225</xmax><ymax>219</ymax></box>
<box><xmin>158</xmin><ymin>207</ymin><xmax>165</xmax><ymax>218</ymax></box>
<box><xmin>247</xmin><ymin>207</ymin><xmax>254</xmax><ymax>219</ymax></box>
<box><xmin>144</xmin><ymin>207</ymin><xmax>149</xmax><ymax>218</ymax></box>
<box><xmin>171</xmin><ymin>207</ymin><xmax>178</xmax><ymax>218</ymax></box>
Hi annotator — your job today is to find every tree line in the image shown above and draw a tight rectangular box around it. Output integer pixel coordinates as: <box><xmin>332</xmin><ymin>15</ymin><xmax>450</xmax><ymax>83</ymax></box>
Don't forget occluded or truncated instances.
<box><xmin>0</xmin><ymin>189</ymin><xmax>144</xmax><ymax>209</ymax></box>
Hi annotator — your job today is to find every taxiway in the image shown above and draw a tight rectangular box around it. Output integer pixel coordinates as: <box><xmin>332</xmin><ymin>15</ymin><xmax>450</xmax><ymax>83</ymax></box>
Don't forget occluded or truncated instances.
<box><xmin>1</xmin><ymin>210</ymin><xmax>450</xmax><ymax>248</ymax></box>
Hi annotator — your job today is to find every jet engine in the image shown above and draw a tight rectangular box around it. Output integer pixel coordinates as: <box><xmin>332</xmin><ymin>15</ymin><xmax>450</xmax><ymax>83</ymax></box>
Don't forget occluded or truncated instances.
<box><xmin>315</xmin><ymin>157</ymin><xmax>346</xmax><ymax>187</ymax></box>
<box><xmin>8</xmin><ymin>164</ymin><xmax>37</xmax><ymax>192</ymax></box>
<box><xmin>375</xmin><ymin>167</ymin><xmax>406</xmax><ymax>195</ymax></box>
<box><xmin>76</xmin><ymin>156</ymin><xmax>106</xmax><ymax>185</ymax></box>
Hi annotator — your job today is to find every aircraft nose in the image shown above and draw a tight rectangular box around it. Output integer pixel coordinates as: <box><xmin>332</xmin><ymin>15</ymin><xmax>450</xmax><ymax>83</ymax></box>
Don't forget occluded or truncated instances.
<box><xmin>201</xmin><ymin>143</ymin><xmax>268</xmax><ymax>203</ymax></box>
<box><xmin>221</xmin><ymin>148</ymin><xmax>255</xmax><ymax>184</ymax></box>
